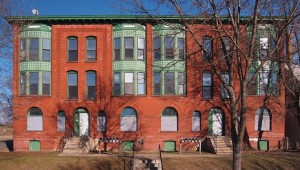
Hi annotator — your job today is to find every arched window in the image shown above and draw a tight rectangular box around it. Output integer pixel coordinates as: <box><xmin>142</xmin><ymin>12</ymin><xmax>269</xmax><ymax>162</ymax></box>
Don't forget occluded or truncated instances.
<box><xmin>86</xmin><ymin>71</ymin><xmax>96</xmax><ymax>100</ymax></box>
<box><xmin>98</xmin><ymin>111</ymin><xmax>106</xmax><ymax>131</ymax></box>
<box><xmin>255</xmin><ymin>108</ymin><xmax>271</xmax><ymax>131</ymax></box>
<box><xmin>57</xmin><ymin>111</ymin><xmax>66</xmax><ymax>132</ymax></box>
<box><xmin>67</xmin><ymin>71</ymin><xmax>78</xmax><ymax>99</ymax></box>
<box><xmin>67</xmin><ymin>36</ymin><xmax>78</xmax><ymax>61</ymax></box>
<box><xmin>161</xmin><ymin>107</ymin><xmax>178</xmax><ymax>131</ymax></box>
<box><xmin>27</xmin><ymin>107</ymin><xmax>43</xmax><ymax>131</ymax></box>
<box><xmin>120</xmin><ymin>107</ymin><xmax>137</xmax><ymax>131</ymax></box>
<box><xmin>86</xmin><ymin>36</ymin><xmax>96</xmax><ymax>61</ymax></box>
<box><xmin>192</xmin><ymin>111</ymin><xmax>201</xmax><ymax>131</ymax></box>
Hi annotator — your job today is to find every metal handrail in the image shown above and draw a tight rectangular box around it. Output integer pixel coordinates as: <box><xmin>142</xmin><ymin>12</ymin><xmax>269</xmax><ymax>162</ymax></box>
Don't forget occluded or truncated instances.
<box><xmin>56</xmin><ymin>128</ymin><xmax>73</xmax><ymax>152</ymax></box>
<box><xmin>159</xmin><ymin>144</ymin><xmax>163</xmax><ymax>170</ymax></box>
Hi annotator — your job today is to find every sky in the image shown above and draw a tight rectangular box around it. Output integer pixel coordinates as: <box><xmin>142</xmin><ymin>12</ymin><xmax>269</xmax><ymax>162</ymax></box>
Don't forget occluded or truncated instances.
<box><xmin>26</xmin><ymin>0</ymin><xmax>125</xmax><ymax>16</ymax></box>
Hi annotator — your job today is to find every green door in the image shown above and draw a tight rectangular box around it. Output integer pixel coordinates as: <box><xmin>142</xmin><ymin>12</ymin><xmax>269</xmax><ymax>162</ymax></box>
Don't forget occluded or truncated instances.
<box><xmin>74</xmin><ymin>112</ymin><xmax>80</xmax><ymax>136</ymax></box>
<box><xmin>29</xmin><ymin>140</ymin><xmax>40</xmax><ymax>151</ymax></box>
<box><xmin>123</xmin><ymin>141</ymin><xmax>134</xmax><ymax>151</ymax></box>
<box><xmin>164</xmin><ymin>141</ymin><xmax>175</xmax><ymax>152</ymax></box>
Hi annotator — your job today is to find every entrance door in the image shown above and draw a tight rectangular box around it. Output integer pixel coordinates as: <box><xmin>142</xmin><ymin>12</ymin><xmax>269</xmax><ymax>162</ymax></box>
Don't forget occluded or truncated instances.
<box><xmin>74</xmin><ymin>108</ymin><xmax>89</xmax><ymax>136</ymax></box>
<box><xmin>209</xmin><ymin>109</ymin><xmax>224</xmax><ymax>136</ymax></box>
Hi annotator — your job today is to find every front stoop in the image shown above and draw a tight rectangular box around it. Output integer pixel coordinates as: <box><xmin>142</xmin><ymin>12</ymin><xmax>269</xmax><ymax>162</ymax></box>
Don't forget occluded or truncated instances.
<box><xmin>206</xmin><ymin>136</ymin><xmax>233</xmax><ymax>154</ymax></box>
<box><xmin>133</xmin><ymin>158</ymin><xmax>162</xmax><ymax>170</ymax></box>
<box><xmin>62</xmin><ymin>137</ymin><xmax>88</xmax><ymax>154</ymax></box>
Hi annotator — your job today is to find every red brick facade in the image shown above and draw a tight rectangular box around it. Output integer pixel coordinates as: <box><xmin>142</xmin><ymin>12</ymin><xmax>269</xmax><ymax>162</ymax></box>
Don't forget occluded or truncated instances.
<box><xmin>12</xmin><ymin>21</ymin><xmax>286</xmax><ymax>152</ymax></box>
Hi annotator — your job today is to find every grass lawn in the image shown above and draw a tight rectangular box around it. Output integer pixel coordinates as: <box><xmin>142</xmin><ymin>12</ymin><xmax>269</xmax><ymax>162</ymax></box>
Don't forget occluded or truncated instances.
<box><xmin>0</xmin><ymin>151</ymin><xmax>299</xmax><ymax>170</ymax></box>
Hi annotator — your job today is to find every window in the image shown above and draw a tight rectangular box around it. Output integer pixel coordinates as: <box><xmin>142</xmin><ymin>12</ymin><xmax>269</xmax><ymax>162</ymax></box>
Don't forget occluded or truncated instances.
<box><xmin>255</xmin><ymin>108</ymin><xmax>271</xmax><ymax>131</ymax></box>
<box><xmin>221</xmin><ymin>37</ymin><xmax>231</xmax><ymax>56</ymax></box>
<box><xmin>120</xmin><ymin>107</ymin><xmax>137</xmax><ymax>131</ymax></box>
<box><xmin>42</xmin><ymin>72</ymin><xmax>50</xmax><ymax>95</ymax></box>
<box><xmin>202</xmin><ymin>37</ymin><xmax>212</xmax><ymax>61</ymax></box>
<box><xmin>138</xmin><ymin>38</ymin><xmax>145</xmax><ymax>60</ymax></box>
<box><xmin>154</xmin><ymin>72</ymin><xmax>161</xmax><ymax>95</ymax></box>
<box><xmin>221</xmin><ymin>72</ymin><xmax>229</xmax><ymax>98</ymax></box>
<box><xmin>42</xmin><ymin>39</ymin><xmax>51</xmax><ymax>61</ymax></box>
<box><xmin>258</xmin><ymin>71</ymin><xmax>269</xmax><ymax>95</ymax></box>
<box><xmin>98</xmin><ymin>111</ymin><xmax>106</xmax><ymax>131</ymax></box>
<box><xmin>137</xmin><ymin>72</ymin><xmax>145</xmax><ymax>95</ymax></box>
<box><xmin>165</xmin><ymin>37</ymin><xmax>174</xmax><ymax>59</ymax></box>
<box><xmin>161</xmin><ymin>107</ymin><xmax>178</xmax><ymax>131</ymax></box>
<box><xmin>57</xmin><ymin>111</ymin><xmax>66</xmax><ymax>132</ymax></box>
<box><xmin>86</xmin><ymin>37</ymin><xmax>96</xmax><ymax>61</ymax></box>
<box><xmin>248</xmin><ymin>72</ymin><xmax>257</xmax><ymax>95</ymax></box>
<box><xmin>20</xmin><ymin>39</ymin><xmax>26</xmax><ymax>61</ymax></box>
<box><xmin>29</xmin><ymin>38</ymin><xmax>39</xmax><ymax>60</ymax></box>
<box><xmin>259</xmin><ymin>38</ymin><xmax>268</xmax><ymax>60</ymax></box>
<box><xmin>68</xmin><ymin>37</ymin><xmax>78</xmax><ymax>61</ymax></box>
<box><xmin>165</xmin><ymin>72</ymin><xmax>175</xmax><ymax>94</ymax></box>
<box><xmin>178</xmin><ymin>38</ymin><xmax>184</xmax><ymax>59</ymax></box>
<box><xmin>86</xmin><ymin>71</ymin><xmax>96</xmax><ymax>100</ymax></box>
<box><xmin>192</xmin><ymin>111</ymin><xmax>201</xmax><ymax>131</ymax></box>
<box><xmin>20</xmin><ymin>72</ymin><xmax>27</xmax><ymax>95</ymax></box>
<box><xmin>114</xmin><ymin>72</ymin><xmax>121</xmax><ymax>95</ymax></box>
<box><xmin>178</xmin><ymin>72</ymin><xmax>186</xmax><ymax>95</ymax></box>
<box><xmin>124</xmin><ymin>72</ymin><xmax>134</xmax><ymax>95</ymax></box>
<box><xmin>202</xmin><ymin>72</ymin><xmax>213</xmax><ymax>99</ymax></box>
<box><xmin>124</xmin><ymin>37</ymin><xmax>134</xmax><ymax>60</ymax></box>
<box><xmin>114</xmin><ymin>38</ymin><xmax>121</xmax><ymax>60</ymax></box>
<box><xmin>29</xmin><ymin>72</ymin><xmax>38</xmax><ymax>95</ymax></box>
<box><xmin>154</xmin><ymin>37</ymin><xmax>161</xmax><ymax>60</ymax></box>
<box><xmin>67</xmin><ymin>71</ymin><xmax>78</xmax><ymax>99</ymax></box>
<box><xmin>27</xmin><ymin>107</ymin><xmax>43</xmax><ymax>131</ymax></box>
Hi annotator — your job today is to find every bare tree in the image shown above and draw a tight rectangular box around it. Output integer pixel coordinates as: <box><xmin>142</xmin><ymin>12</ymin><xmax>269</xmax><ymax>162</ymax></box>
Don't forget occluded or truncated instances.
<box><xmin>0</xmin><ymin>0</ymin><xmax>31</xmax><ymax>125</ymax></box>
<box><xmin>114</xmin><ymin>0</ymin><xmax>300</xmax><ymax>169</ymax></box>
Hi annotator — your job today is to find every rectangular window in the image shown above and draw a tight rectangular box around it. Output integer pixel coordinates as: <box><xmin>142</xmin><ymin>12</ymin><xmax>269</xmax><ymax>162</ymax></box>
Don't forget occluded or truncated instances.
<box><xmin>259</xmin><ymin>38</ymin><xmax>268</xmax><ymax>60</ymax></box>
<box><xmin>68</xmin><ymin>72</ymin><xmax>78</xmax><ymax>99</ymax></box>
<box><xmin>86</xmin><ymin>71</ymin><xmax>96</xmax><ymax>99</ymax></box>
<box><xmin>124</xmin><ymin>37</ymin><xmax>134</xmax><ymax>60</ymax></box>
<box><xmin>271</xmin><ymin>72</ymin><xmax>279</xmax><ymax>95</ymax></box>
<box><xmin>124</xmin><ymin>72</ymin><xmax>134</xmax><ymax>95</ymax></box>
<box><xmin>20</xmin><ymin>39</ymin><xmax>26</xmax><ymax>61</ymax></box>
<box><xmin>221</xmin><ymin>37</ymin><xmax>231</xmax><ymax>57</ymax></box>
<box><xmin>98</xmin><ymin>113</ymin><xmax>106</xmax><ymax>131</ymax></box>
<box><xmin>86</xmin><ymin>37</ymin><xmax>96</xmax><ymax>61</ymax></box>
<box><xmin>42</xmin><ymin>72</ymin><xmax>50</xmax><ymax>95</ymax></box>
<box><xmin>138</xmin><ymin>38</ymin><xmax>145</xmax><ymax>60</ymax></box>
<box><xmin>202</xmin><ymin>72</ymin><xmax>212</xmax><ymax>99</ymax></box>
<box><xmin>259</xmin><ymin>71</ymin><xmax>269</xmax><ymax>95</ymax></box>
<box><xmin>248</xmin><ymin>72</ymin><xmax>257</xmax><ymax>95</ymax></box>
<box><xmin>29</xmin><ymin>38</ymin><xmax>39</xmax><ymax>60</ymax></box>
<box><xmin>165</xmin><ymin>72</ymin><xmax>175</xmax><ymax>94</ymax></box>
<box><xmin>29</xmin><ymin>72</ymin><xmax>38</xmax><ymax>95</ymax></box>
<box><xmin>138</xmin><ymin>72</ymin><xmax>145</xmax><ymax>95</ymax></box>
<box><xmin>114</xmin><ymin>38</ymin><xmax>121</xmax><ymax>60</ymax></box>
<box><xmin>68</xmin><ymin>37</ymin><xmax>78</xmax><ymax>61</ymax></box>
<box><xmin>154</xmin><ymin>37</ymin><xmax>161</xmax><ymax>60</ymax></box>
<box><xmin>42</xmin><ymin>39</ymin><xmax>51</xmax><ymax>61</ymax></box>
<box><xmin>165</xmin><ymin>37</ymin><xmax>174</xmax><ymax>60</ymax></box>
<box><xmin>221</xmin><ymin>72</ymin><xmax>229</xmax><ymax>98</ymax></box>
<box><xmin>202</xmin><ymin>37</ymin><xmax>212</xmax><ymax>61</ymax></box>
<box><xmin>178</xmin><ymin>72</ymin><xmax>186</xmax><ymax>95</ymax></box>
<box><xmin>114</xmin><ymin>72</ymin><xmax>121</xmax><ymax>95</ymax></box>
<box><xmin>178</xmin><ymin>38</ymin><xmax>184</xmax><ymax>60</ymax></box>
<box><xmin>154</xmin><ymin>72</ymin><xmax>161</xmax><ymax>95</ymax></box>
<box><xmin>20</xmin><ymin>72</ymin><xmax>26</xmax><ymax>95</ymax></box>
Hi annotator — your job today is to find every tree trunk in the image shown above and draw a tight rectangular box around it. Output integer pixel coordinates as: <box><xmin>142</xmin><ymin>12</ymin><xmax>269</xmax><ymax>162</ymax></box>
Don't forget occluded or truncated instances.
<box><xmin>232</xmin><ymin>142</ymin><xmax>242</xmax><ymax>170</ymax></box>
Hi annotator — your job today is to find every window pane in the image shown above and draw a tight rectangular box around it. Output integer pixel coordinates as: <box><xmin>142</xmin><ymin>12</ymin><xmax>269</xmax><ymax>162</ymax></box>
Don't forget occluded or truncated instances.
<box><xmin>20</xmin><ymin>39</ymin><xmax>26</xmax><ymax>61</ymax></box>
<box><xmin>121</xmin><ymin>108</ymin><xmax>137</xmax><ymax>131</ymax></box>
<box><xmin>154</xmin><ymin>37</ymin><xmax>161</xmax><ymax>60</ymax></box>
<box><xmin>86</xmin><ymin>72</ymin><xmax>96</xmax><ymax>99</ymax></box>
<box><xmin>255</xmin><ymin>108</ymin><xmax>271</xmax><ymax>131</ymax></box>
<box><xmin>203</xmin><ymin>37</ymin><xmax>212</xmax><ymax>60</ymax></box>
<box><xmin>125</xmin><ymin>73</ymin><xmax>134</xmax><ymax>83</ymax></box>
<box><xmin>125</xmin><ymin>49</ymin><xmax>133</xmax><ymax>59</ymax></box>
<box><xmin>114</xmin><ymin>73</ymin><xmax>121</xmax><ymax>95</ymax></box>
<box><xmin>87</xmin><ymin>38</ymin><xmax>96</xmax><ymax>50</ymax></box>
<box><xmin>138</xmin><ymin>73</ymin><xmax>145</xmax><ymax>95</ymax></box>
<box><xmin>114</xmin><ymin>38</ymin><xmax>120</xmax><ymax>48</ymax></box>
<box><xmin>57</xmin><ymin>111</ymin><xmax>65</xmax><ymax>132</ymax></box>
<box><xmin>125</xmin><ymin>37</ymin><xmax>134</xmax><ymax>48</ymax></box>
<box><xmin>27</xmin><ymin>108</ymin><xmax>43</xmax><ymax>131</ymax></box>
<box><xmin>260</xmin><ymin>38</ymin><xmax>268</xmax><ymax>49</ymax></box>
<box><xmin>165</xmin><ymin>72</ymin><xmax>175</xmax><ymax>94</ymax></box>
<box><xmin>43</xmin><ymin>39</ymin><xmax>50</xmax><ymax>49</ymax></box>
<box><xmin>30</xmin><ymin>72</ymin><xmax>38</xmax><ymax>95</ymax></box>
<box><xmin>192</xmin><ymin>111</ymin><xmax>201</xmax><ymax>131</ymax></box>
<box><xmin>68</xmin><ymin>38</ymin><xmax>77</xmax><ymax>50</ymax></box>
<box><xmin>138</xmin><ymin>49</ymin><xmax>144</xmax><ymax>60</ymax></box>
<box><xmin>162</xmin><ymin>108</ymin><xmax>177</xmax><ymax>131</ymax></box>
<box><xmin>42</xmin><ymin>72</ymin><xmax>50</xmax><ymax>95</ymax></box>
<box><xmin>124</xmin><ymin>73</ymin><xmax>134</xmax><ymax>94</ymax></box>
<box><xmin>29</xmin><ymin>38</ymin><xmax>39</xmax><ymax>60</ymax></box>
<box><xmin>68</xmin><ymin>73</ymin><xmax>77</xmax><ymax>86</ymax></box>
<box><xmin>203</xmin><ymin>72</ymin><xmax>212</xmax><ymax>86</ymax></box>
<box><xmin>203</xmin><ymin>87</ymin><xmax>212</xmax><ymax>98</ymax></box>
<box><xmin>138</xmin><ymin>38</ymin><xmax>144</xmax><ymax>49</ymax></box>
<box><xmin>87</xmin><ymin>51</ymin><xmax>96</xmax><ymax>61</ymax></box>
<box><xmin>98</xmin><ymin>111</ymin><xmax>106</xmax><ymax>131</ymax></box>
<box><xmin>68</xmin><ymin>51</ymin><xmax>78</xmax><ymax>61</ymax></box>
<box><xmin>154</xmin><ymin>72</ymin><xmax>161</xmax><ymax>95</ymax></box>
<box><xmin>68</xmin><ymin>37</ymin><xmax>77</xmax><ymax>61</ymax></box>
<box><xmin>165</xmin><ymin>37</ymin><xmax>174</xmax><ymax>59</ymax></box>
<box><xmin>68</xmin><ymin>72</ymin><xmax>77</xmax><ymax>99</ymax></box>
<box><xmin>115</xmin><ymin>49</ymin><xmax>120</xmax><ymax>60</ymax></box>
<box><xmin>221</xmin><ymin>73</ymin><xmax>229</xmax><ymax>98</ymax></box>
<box><xmin>178</xmin><ymin>38</ymin><xmax>184</xmax><ymax>59</ymax></box>
<box><xmin>20</xmin><ymin>73</ymin><xmax>26</xmax><ymax>95</ymax></box>
<box><xmin>178</xmin><ymin>73</ymin><xmax>185</xmax><ymax>95</ymax></box>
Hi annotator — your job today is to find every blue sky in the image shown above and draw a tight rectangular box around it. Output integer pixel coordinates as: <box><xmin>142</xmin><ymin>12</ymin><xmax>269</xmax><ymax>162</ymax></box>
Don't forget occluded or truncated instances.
<box><xmin>27</xmin><ymin>0</ymin><xmax>124</xmax><ymax>15</ymax></box>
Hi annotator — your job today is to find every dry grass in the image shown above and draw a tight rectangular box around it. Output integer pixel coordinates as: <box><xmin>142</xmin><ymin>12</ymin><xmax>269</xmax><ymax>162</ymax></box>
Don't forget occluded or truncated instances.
<box><xmin>0</xmin><ymin>151</ymin><xmax>299</xmax><ymax>170</ymax></box>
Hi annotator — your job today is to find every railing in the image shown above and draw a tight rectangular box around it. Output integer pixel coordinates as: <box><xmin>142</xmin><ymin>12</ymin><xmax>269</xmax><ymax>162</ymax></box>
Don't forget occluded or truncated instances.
<box><xmin>159</xmin><ymin>144</ymin><xmax>163</xmax><ymax>170</ymax></box>
<box><xmin>56</xmin><ymin>128</ymin><xmax>73</xmax><ymax>152</ymax></box>
<box><xmin>79</xmin><ymin>129</ymin><xmax>90</xmax><ymax>154</ymax></box>
<box><xmin>272</xmin><ymin>137</ymin><xmax>300</xmax><ymax>151</ymax></box>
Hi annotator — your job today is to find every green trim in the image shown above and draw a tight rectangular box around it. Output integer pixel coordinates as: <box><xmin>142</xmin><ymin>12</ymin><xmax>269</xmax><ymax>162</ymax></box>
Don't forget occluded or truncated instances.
<box><xmin>21</xmin><ymin>24</ymin><xmax>51</xmax><ymax>32</ymax></box>
<box><xmin>153</xmin><ymin>60</ymin><xmax>185</xmax><ymax>71</ymax></box>
<box><xmin>113</xmin><ymin>61</ymin><xmax>146</xmax><ymax>71</ymax></box>
<box><xmin>20</xmin><ymin>61</ymin><xmax>51</xmax><ymax>71</ymax></box>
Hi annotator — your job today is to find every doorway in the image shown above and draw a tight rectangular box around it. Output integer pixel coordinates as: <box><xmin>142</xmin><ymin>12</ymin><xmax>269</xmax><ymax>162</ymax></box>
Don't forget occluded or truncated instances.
<box><xmin>208</xmin><ymin>109</ymin><xmax>224</xmax><ymax>136</ymax></box>
<box><xmin>74</xmin><ymin>108</ymin><xmax>90</xmax><ymax>136</ymax></box>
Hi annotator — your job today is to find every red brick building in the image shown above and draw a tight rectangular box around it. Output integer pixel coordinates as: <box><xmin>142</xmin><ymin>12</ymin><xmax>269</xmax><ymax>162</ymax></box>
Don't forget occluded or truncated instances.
<box><xmin>8</xmin><ymin>16</ymin><xmax>285</xmax><ymax>152</ymax></box>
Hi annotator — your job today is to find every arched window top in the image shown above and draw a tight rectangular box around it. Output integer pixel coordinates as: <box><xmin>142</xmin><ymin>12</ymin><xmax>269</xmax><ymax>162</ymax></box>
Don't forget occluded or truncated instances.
<box><xmin>121</xmin><ymin>107</ymin><xmax>137</xmax><ymax>117</ymax></box>
<box><xmin>255</xmin><ymin>108</ymin><xmax>270</xmax><ymax>116</ymax></box>
<box><xmin>98</xmin><ymin>110</ymin><xmax>106</xmax><ymax>117</ymax></box>
<box><xmin>67</xmin><ymin>36</ymin><xmax>78</xmax><ymax>39</ymax></box>
<box><xmin>162</xmin><ymin>107</ymin><xmax>177</xmax><ymax>117</ymax></box>
<box><xmin>210</xmin><ymin>108</ymin><xmax>223</xmax><ymax>114</ymax></box>
<box><xmin>57</xmin><ymin>111</ymin><xmax>65</xmax><ymax>117</ymax></box>
<box><xmin>86</xmin><ymin>70</ymin><xmax>96</xmax><ymax>73</ymax></box>
<box><xmin>86</xmin><ymin>36</ymin><xmax>96</xmax><ymax>39</ymax></box>
<box><xmin>192</xmin><ymin>111</ymin><xmax>201</xmax><ymax>117</ymax></box>
<box><xmin>28</xmin><ymin>107</ymin><xmax>43</xmax><ymax>116</ymax></box>
<box><xmin>67</xmin><ymin>70</ymin><xmax>78</xmax><ymax>73</ymax></box>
